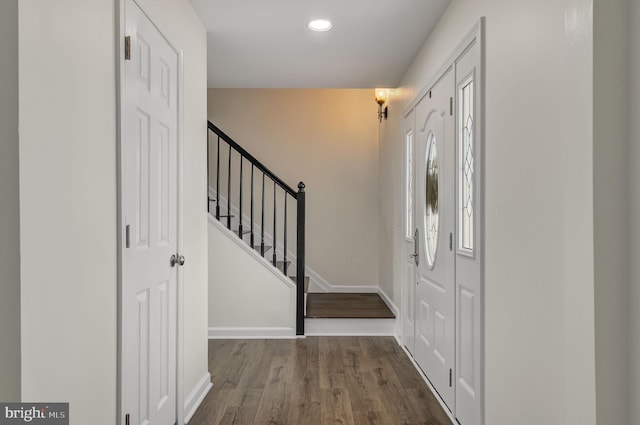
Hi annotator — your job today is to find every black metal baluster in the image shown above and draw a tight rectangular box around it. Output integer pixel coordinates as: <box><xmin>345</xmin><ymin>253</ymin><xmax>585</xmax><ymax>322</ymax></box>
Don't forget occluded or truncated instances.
<box><xmin>238</xmin><ymin>156</ymin><xmax>243</xmax><ymax>238</ymax></box>
<box><xmin>250</xmin><ymin>165</ymin><xmax>255</xmax><ymax>248</ymax></box>
<box><xmin>296</xmin><ymin>182</ymin><xmax>306</xmax><ymax>336</ymax></box>
<box><xmin>216</xmin><ymin>135</ymin><xmax>220</xmax><ymax>220</ymax></box>
<box><xmin>208</xmin><ymin>122</ymin><xmax>306</xmax><ymax>335</ymax></box>
<box><xmin>207</xmin><ymin>130</ymin><xmax>210</xmax><ymax>213</ymax></box>
<box><xmin>261</xmin><ymin>173</ymin><xmax>265</xmax><ymax>256</ymax></box>
<box><xmin>227</xmin><ymin>145</ymin><xmax>232</xmax><ymax>229</ymax></box>
<box><xmin>284</xmin><ymin>194</ymin><xmax>288</xmax><ymax>275</ymax></box>
<box><xmin>273</xmin><ymin>180</ymin><xmax>277</xmax><ymax>267</ymax></box>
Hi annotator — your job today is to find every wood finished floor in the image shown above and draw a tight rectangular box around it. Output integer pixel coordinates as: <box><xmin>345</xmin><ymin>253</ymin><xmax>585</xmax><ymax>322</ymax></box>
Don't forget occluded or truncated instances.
<box><xmin>306</xmin><ymin>293</ymin><xmax>396</xmax><ymax>318</ymax></box>
<box><xmin>188</xmin><ymin>337</ymin><xmax>452</xmax><ymax>425</ymax></box>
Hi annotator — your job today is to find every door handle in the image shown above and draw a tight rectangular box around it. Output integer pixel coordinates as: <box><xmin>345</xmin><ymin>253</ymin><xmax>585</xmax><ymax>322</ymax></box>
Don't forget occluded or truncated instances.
<box><xmin>170</xmin><ymin>254</ymin><xmax>186</xmax><ymax>267</ymax></box>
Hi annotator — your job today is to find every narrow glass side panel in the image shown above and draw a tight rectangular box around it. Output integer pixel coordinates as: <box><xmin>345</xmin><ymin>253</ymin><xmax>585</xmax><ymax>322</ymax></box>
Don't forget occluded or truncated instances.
<box><xmin>405</xmin><ymin>131</ymin><xmax>414</xmax><ymax>239</ymax></box>
<box><xmin>460</xmin><ymin>79</ymin><xmax>474</xmax><ymax>252</ymax></box>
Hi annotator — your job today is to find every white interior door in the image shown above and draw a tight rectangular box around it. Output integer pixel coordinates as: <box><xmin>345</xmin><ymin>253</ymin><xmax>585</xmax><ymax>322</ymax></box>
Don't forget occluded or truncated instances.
<box><xmin>414</xmin><ymin>67</ymin><xmax>456</xmax><ymax>410</ymax></box>
<box><xmin>122</xmin><ymin>1</ymin><xmax>179</xmax><ymax>424</ymax></box>
<box><xmin>403</xmin><ymin>109</ymin><xmax>417</xmax><ymax>355</ymax></box>
<box><xmin>454</xmin><ymin>37</ymin><xmax>483</xmax><ymax>425</ymax></box>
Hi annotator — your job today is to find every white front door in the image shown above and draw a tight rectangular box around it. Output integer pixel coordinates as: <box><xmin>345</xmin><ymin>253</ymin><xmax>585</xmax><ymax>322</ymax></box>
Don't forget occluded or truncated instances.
<box><xmin>403</xmin><ymin>109</ymin><xmax>417</xmax><ymax>355</ymax></box>
<box><xmin>414</xmin><ymin>67</ymin><xmax>456</xmax><ymax>410</ymax></box>
<box><xmin>122</xmin><ymin>1</ymin><xmax>179</xmax><ymax>424</ymax></box>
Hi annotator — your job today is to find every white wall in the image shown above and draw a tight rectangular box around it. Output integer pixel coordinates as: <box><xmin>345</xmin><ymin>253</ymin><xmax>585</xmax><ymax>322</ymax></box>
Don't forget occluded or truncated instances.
<box><xmin>628</xmin><ymin>0</ymin><xmax>640</xmax><ymax>422</ymax></box>
<box><xmin>208</xmin><ymin>89</ymin><xmax>380</xmax><ymax>288</ymax></box>
<box><xmin>382</xmin><ymin>1</ymin><xmax>597</xmax><ymax>424</ymax></box>
<box><xmin>208</xmin><ymin>219</ymin><xmax>295</xmax><ymax>335</ymax></box>
<box><xmin>0</xmin><ymin>0</ymin><xmax>21</xmax><ymax>402</ymax></box>
<box><xmin>19</xmin><ymin>2</ymin><xmax>118</xmax><ymax>422</ymax></box>
<box><xmin>593</xmin><ymin>0</ymin><xmax>628</xmax><ymax>424</ymax></box>
<box><xmin>18</xmin><ymin>1</ymin><xmax>208</xmax><ymax>424</ymax></box>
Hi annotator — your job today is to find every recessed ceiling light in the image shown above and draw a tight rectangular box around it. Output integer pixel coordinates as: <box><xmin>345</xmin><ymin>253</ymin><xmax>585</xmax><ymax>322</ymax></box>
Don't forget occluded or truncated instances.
<box><xmin>308</xmin><ymin>19</ymin><xmax>332</xmax><ymax>32</ymax></box>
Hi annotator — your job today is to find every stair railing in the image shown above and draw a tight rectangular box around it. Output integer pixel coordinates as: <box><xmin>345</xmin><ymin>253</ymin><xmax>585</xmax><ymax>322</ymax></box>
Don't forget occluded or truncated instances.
<box><xmin>207</xmin><ymin>121</ymin><xmax>306</xmax><ymax>335</ymax></box>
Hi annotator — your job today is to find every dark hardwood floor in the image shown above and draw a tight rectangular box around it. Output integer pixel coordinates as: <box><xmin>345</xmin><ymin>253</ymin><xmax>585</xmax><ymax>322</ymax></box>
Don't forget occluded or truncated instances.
<box><xmin>188</xmin><ymin>337</ymin><xmax>452</xmax><ymax>425</ymax></box>
<box><xmin>306</xmin><ymin>293</ymin><xmax>396</xmax><ymax>318</ymax></box>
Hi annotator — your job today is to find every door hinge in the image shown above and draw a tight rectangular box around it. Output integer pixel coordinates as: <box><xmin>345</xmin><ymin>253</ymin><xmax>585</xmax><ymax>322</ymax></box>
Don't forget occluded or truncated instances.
<box><xmin>449</xmin><ymin>369</ymin><xmax>453</xmax><ymax>387</ymax></box>
<box><xmin>449</xmin><ymin>233</ymin><xmax>453</xmax><ymax>251</ymax></box>
<box><xmin>125</xmin><ymin>225</ymin><xmax>131</xmax><ymax>248</ymax></box>
<box><xmin>124</xmin><ymin>36</ymin><xmax>131</xmax><ymax>60</ymax></box>
<box><xmin>125</xmin><ymin>413</ymin><xmax>130</xmax><ymax>425</ymax></box>
<box><xmin>450</xmin><ymin>97</ymin><xmax>453</xmax><ymax>116</ymax></box>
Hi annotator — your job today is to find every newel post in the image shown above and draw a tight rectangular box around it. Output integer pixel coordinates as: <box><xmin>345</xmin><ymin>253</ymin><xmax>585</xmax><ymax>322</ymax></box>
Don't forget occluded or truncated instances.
<box><xmin>296</xmin><ymin>181</ymin><xmax>306</xmax><ymax>336</ymax></box>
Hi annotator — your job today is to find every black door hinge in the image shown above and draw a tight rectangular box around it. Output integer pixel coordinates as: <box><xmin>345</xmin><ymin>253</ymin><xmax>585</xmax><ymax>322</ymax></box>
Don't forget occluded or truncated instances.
<box><xmin>125</xmin><ymin>413</ymin><xmax>130</xmax><ymax>425</ymax></box>
<box><xmin>450</xmin><ymin>97</ymin><xmax>453</xmax><ymax>116</ymax></box>
<box><xmin>449</xmin><ymin>369</ymin><xmax>453</xmax><ymax>387</ymax></box>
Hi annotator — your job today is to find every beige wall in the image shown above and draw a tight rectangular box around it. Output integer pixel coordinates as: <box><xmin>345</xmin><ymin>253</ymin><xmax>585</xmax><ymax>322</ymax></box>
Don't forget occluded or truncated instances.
<box><xmin>18</xmin><ymin>0</ymin><xmax>208</xmax><ymax>423</ymax></box>
<box><xmin>593</xmin><ymin>0</ymin><xmax>629</xmax><ymax>424</ymax></box>
<box><xmin>377</xmin><ymin>102</ymin><xmax>396</xmax><ymax>301</ymax></box>
<box><xmin>208</xmin><ymin>89</ymin><xmax>380</xmax><ymax>287</ymax></box>
<box><xmin>0</xmin><ymin>0</ymin><xmax>21</xmax><ymax>402</ymax></box>
<box><xmin>383</xmin><ymin>1</ymin><xmax>597</xmax><ymax>424</ymax></box>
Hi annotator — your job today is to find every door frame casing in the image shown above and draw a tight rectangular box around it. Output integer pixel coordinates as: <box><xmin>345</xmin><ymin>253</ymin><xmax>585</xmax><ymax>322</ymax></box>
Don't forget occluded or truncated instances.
<box><xmin>116</xmin><ymin>0</ymin><xmax>186</xmax><ymax>423</ymax></box>
<box><xmin>401</xmin><ymin>18</ymin><xmax>485</xmax><ymax>425</ymax></box>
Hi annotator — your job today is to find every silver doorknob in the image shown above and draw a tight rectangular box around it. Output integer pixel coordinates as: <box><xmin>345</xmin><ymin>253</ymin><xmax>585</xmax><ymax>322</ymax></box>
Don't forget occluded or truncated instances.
<box><xmin>170</xmin><ymin>254</ymin><xmax>178</xmax><ymax>267</ymax></box>
<box><xmin>178</xmin><ymin>255</ymin><xmax>185</xmax><ymax>266</ymax></box>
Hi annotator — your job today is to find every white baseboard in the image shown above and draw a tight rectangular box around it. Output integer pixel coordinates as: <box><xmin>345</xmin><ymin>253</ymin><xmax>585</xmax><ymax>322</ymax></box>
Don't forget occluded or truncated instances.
<box><xmin>305</xmin><ymin>318</ymin><xmax>396</xmax><ymax>336</ymax></box>
<box><xmin>184</xmin><ymin>372</ymin><xmax>212</xmax><ymax>424</ymax></box>
<box><xmin>208</xmin><ymin>326</ymin><xmax>296</xmax><ymax>339</ymax></box>
<box><xmin>377</xmin><ymin>287</ymin><xmax>399</xmax><ymax>317</ymax></box>
<box><xmin>306</xmin><ymin>267</ymin><xmax>331</xmax><ymax>292</ymax></box>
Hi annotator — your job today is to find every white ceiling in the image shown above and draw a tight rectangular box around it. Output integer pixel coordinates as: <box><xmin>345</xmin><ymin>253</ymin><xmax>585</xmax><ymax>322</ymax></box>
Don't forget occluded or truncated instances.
<box><xmin>189</xmin><ymin>0</ymin><xmax>451</xmax><ymax>88</ymax></box>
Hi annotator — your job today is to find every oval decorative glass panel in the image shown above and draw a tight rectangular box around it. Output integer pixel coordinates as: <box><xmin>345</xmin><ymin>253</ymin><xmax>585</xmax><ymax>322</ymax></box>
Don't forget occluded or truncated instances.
<box><xmin>425</xmin><ymin>133</ymin><xmax>439</xmax><ymax>268</ymax></box>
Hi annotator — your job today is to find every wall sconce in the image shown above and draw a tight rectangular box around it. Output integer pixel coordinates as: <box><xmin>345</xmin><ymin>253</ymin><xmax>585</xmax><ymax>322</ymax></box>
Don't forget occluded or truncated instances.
<box><xmin>375</xmin><ymin>89</ymin><xmax>388</xmax><ymax>122</ymax></box>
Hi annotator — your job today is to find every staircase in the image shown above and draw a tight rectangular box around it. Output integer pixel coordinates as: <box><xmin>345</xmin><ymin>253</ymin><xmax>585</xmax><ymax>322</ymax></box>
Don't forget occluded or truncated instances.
<box><xmin>207</xmin><ymin>121</ymin><xmax>395</xmax><ymax>336</ymax></box>
<box><xmin>208</xmin><ymin>121</ymin><xmax>307</xmax><ymax>335</ymax></box>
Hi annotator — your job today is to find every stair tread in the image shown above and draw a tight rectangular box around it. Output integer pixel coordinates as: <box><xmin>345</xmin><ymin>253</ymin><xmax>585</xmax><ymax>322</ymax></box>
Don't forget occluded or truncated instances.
<box><xmin>253</xmin><ymin>245</ymin><xmax>272</xmax><ymax>253</ymax></box>
<box><xmin>289</xmin><ymin>276</ymin><xmax>310</xmax><ymax>294</ymax></box>
<box><xmin>305</xmin><ymin>293</ymin><xmax>395</xmax><ymax>319</ymax></box>
<box><xmin>275</xmin><ymin>260</ymin><xmax>292</xmax><ymax>273</ymax></box>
